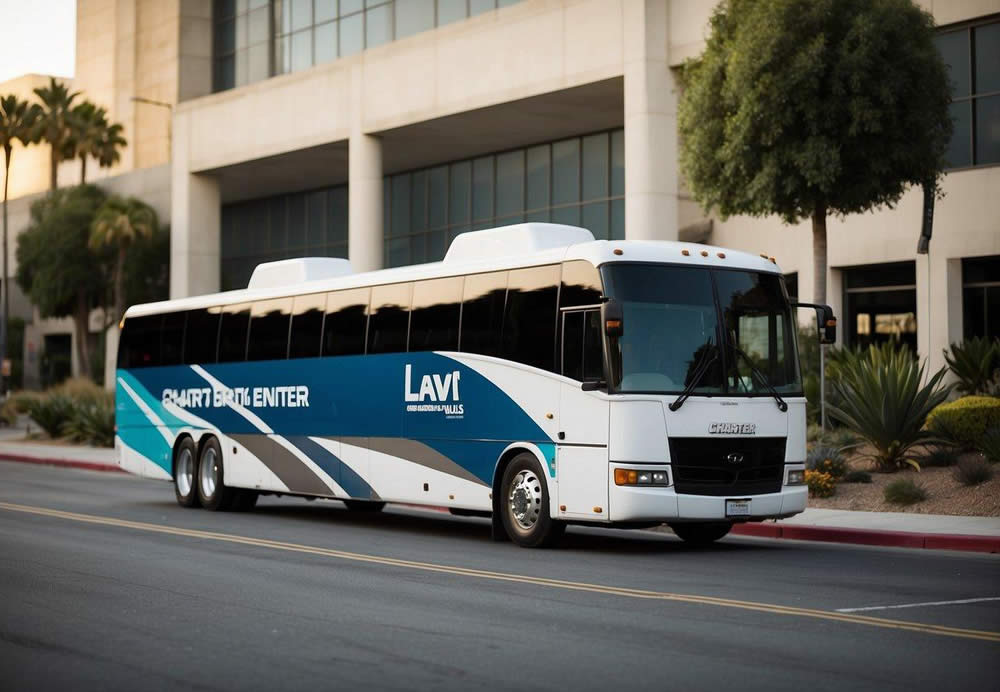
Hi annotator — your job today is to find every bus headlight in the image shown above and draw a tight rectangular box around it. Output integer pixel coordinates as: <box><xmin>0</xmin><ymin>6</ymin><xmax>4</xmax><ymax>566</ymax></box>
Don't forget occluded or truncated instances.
<box><xmin>615</xmin><ymin>468</ymin><xmax>670</xmax><ymax>486</ymax></box>
<box><xmin>786</xmin><ymin>469</ymin><xmax>805</xmax><ymax>486</ymax></box>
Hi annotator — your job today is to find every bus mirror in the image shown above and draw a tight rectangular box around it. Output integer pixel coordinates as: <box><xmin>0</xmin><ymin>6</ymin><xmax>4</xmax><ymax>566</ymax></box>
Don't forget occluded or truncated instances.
<box><xmin>602</xmin><ymin>300</ymin><xmax>623</xmax><ymax>337</ymax></box>
<box><xmin>581</xmin><ymin>380</ymin><xmax>605</xmax><ymax>392</ymax></box>
<box><xmin>791</xmin><ymin>302</ymin><xmax>836</xmax><ymax>345</ymax></box>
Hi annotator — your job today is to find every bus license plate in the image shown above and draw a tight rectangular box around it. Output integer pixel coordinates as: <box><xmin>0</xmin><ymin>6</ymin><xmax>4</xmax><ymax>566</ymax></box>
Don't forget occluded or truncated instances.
<box><xmin>726</xmin><ymin>499</ymin><xmax>751</xmax><ymax>517</ymax></box>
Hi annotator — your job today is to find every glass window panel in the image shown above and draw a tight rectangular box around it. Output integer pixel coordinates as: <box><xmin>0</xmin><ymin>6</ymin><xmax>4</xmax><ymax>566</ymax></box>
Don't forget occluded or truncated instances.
<box><xmin>962</xmin><ymin>255</ymin><xmax>1000</xmax><ymax>284</ymax></box>
<box><xmin>502</xmin><ymin>265</ymin><xmax>560</xmax><ymax>371</ymax></box>
<box><xmin>316</xmin><ymin>0</ymin><xmax>337</xmax><ymax>23</ymax></box>
<box><xmin>396</xmin><ymin>0</ymin><xmax>434</xmax><ymax>39</ymax></box>
<box><xmin>611</xmin><ymin>198</ymin><xmax>625</xmax><ymax>240</ymax></box>
<box><xmin>409</xmin><ymin>234</ymin><xmax>425</xmax><ymax>264</ymax></box>
<box><xmin>946</xmin><ymin>101</ymin><xmax>972</xmax><ymax>168</ymax></box>
<box><xmin>119</xmin><ymin>315</ymin><xmax>160</xmax><ymax>368</ymax></box>
<box><xmin>235</xmin><ymin>14</ymin><xmax>248</xmax><ymax>51</ymax></box>
<box><xmin>844</xmin><ymin>261</ymin><xmax>915</xmax><ymax>290</ymax></box>
<box><xmin>367</xmin><ymin>283</ymin><xmax>412</xmax><ymax>353</ymax></box>
<box><xmin>427</xmin><ymin>230</ymin><xmax>448</xmax><ymax>262</ymax></box>
<box><xmin>322</xmin><ymin>288</ymin><xmax>369</xmax><ymax>356</ymax></box>
<box><xmin>268</xmin><ymin>196</ymin><xmax>287</xmax><ymax>251</ymax></box>
<box><xmin>291</xmin><ymin>0</ymin><xmax>312</xmax><ymax>30</ymax></box>
<box><xmin>248</xmin><ymin>42</ymin><xmax>270</xmax><ymax>82</ymax></box>
<box><xmin>562</xmin><ymin>310</ymin><xmax>583</xmax><ymax>380</ymax></box>
<box><xmin>472</xmin><ymin>156</ymin><xmax>494</xmax><ymax>221</ymax></box>
<box><xmin>161</xmin><ymin>312</ymin><xmax>186</xmax><ymax>366</ymax></box>
<box><xmin>366</xmin><ymin>4</ymin><xmax>392</xmax><ymax>49</ymax></box>
<box><xmin>366</xmin><ymin>0</ymin><xmax>387</xmax><ymax>6</ymax></box>
<box><xmin>551</xmin><ymin>204</ymin><xmax>580</xmax><ymax>226</ymax></box>
<box><xmin>560</xmin><ymin>260</ymin><xmax>603</xmax><ymax>309</ymax></box>
<box><xmin>216</xmin><ymin>0</ymin><xmax>237</xmax><ymax>20</ymax></box>
<box><xmin>248</xmin><ymin>6</ymin><xmax>269</xmax><ymax>43</ymax></box>
<box><xmin>437</xmin><ymin>0</ymin><xmax>467</xmax><ymax>25</ymax></box>
<box><xmin>582</xmin><ymin>133</ymin><xmax>609</xmax><ymax>201</ymax></box>
<box><xmin>496</xmin><ymin>150</ymin><xmax>524</xmax><ymax>218</ymax></box>
<box><xmin>386</xmin><ymin>237</ymin><xmax>408</xmax><ymax>267</ymax></box>
<box><xmin>963</xmin><ymin>288</ymin><xmax>985</xmax><ymax>339</ymax></box>
<box><xmin>315</xmin><ymin>20</ymin><xmax>338</xmax><ymax>63</ymax></box>
<box><xmin>582</xmin><ymin>201</ymin><xmax>609</xmax><ymax>240</ymax></box>
<box><xmin>185</xmin><ymin>308</ymin><xmax>220</xmax><ymax>364</ymax></box>
<box><xmin>289</xmin><ymin>293</ymin><xmax>327</xmax><ymax>358</ymax></box>
<box><xmin>308</xmin><ymin>190</ymin><xmax>326</xmax><ymax>246</ymax></box>
<box><xmin>215</xmin><ymin>19</ymin><xmax>236</xmax><ymax>55</ymax></box>
<box><xmin>409</xmin><ymin>277</ymin><xmax>463</xmax><ymax>351</ymax></box>
<box><xmin>974</xmin><ymin>23</ymin><xmax>1000</xmax><ymax>95</ymax></box>
<box><xmin>552</xmin><ymin>138</ymin><xmax>580</xmax><ymax>205</ymax></box>
<box><xmin>428</xmin><ymin>166</ymin><xmax>448</xmax><ymax>229</ymax></box>
<box><xmin>248</xmin><ymin>298</ymin><xmax>293</xmax><ymax>360</ymax></box>
<box><xmin>461</xmin><ymin>271</ymin><xmax>507</xmax><ymax>356</ymax></box>
<box><xmin>975</xmin><ymin>95</ymin><xmax>1000</xmax><ymax>165</ymax></box>
<box><xmin>525</xmin><ymin>209</ymin><xmax>549</xmax><ymax>223</ymax></box>
<box><xmin>525</xmin><ymin>145</ymin><xmax>550</xmax><ymax>211</ymax></box>
<box><xmin>411</xmin><ymin>171</ymin><xmax>428</xmax><ymax>233</ymax></box>
<box><xmin>328</xmin><ymin>186</ymin><xmax>348</xmax><ymax>244</ymax></box>
<box><xmin>935</xmin><ymin>30</ymin><xmax>970</xmax><ymax>98</ymax></box>
<box><xmin>391</xmin><ymin>174</ymin><xmax>411</xmax><ymax>237</ymax></box>
<box><xmin>340</xmin><ymin>0</ymin><xmax>362</xmax><ymax>13</ymax></box>
<box><xmin>291</xmin><ymin>28</ymin><xmax>313</xmax><ymax>71</ymax></box>
<box><xmin>218</xmin><ymin>303</ymin><xmax>251</xmax><ymax>362</ymax></box>
<box><xmin>611</xmin><ymin>129</ymin><xmax>624</xmax><ymax>196</ymax></box>
<box><xmin>340</xmin><ymin>12</ymin><xmax>363</xmax><ymax>55</ymax></box>
<box><xmin>214</xmin><ymin>55</ymin><xmax>235</xmax><ymax>91</ymax></box>
<box><xmin>470</xmin><ymin>0</ymin><xmax>495</xmax><ymax>16</ymax></box>
<box><xmin>987</xmin><ymin>286</ymin><xmax>1000</xmax><ymax>340</ymax></box>
<box><xmin>449</xmin><ymin>161</ymin><xmax>471</xmax><ymax>225</ymax></box>
<box><xmin>288</xmin><ymin>193</ymin><xmax>307</xmax><ymax>248</ymax></box>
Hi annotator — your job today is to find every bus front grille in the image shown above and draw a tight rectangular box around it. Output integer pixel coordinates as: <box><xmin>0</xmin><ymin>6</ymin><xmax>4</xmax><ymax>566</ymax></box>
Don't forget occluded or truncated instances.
<box><xmin>668</xmin><ymin>437</ymin><xmax>786</xmax><ymax>496</ymax></box>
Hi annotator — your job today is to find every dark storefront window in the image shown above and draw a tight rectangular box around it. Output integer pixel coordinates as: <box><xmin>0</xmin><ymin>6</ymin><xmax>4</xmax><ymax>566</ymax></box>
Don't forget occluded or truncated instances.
<box><xmin>963</xmin><ymin>255</ymin><xmax>1000</xmax><ymax>339</ymax></box>
<box><xmin>843</xmin><ymin>262</ymin><xmax>917</xmax><ymax>352</ymax></box>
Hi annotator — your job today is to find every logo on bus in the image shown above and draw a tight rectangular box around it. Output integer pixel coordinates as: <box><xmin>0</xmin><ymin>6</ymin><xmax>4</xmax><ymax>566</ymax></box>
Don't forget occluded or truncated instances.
<box><xmin>708</xmin><ymin>422</ymin><xmax>756</xmax><ymax>435</ymax></box>
<box><xmin>404</xmin><ymin>364</ymin><xmax>464</xmax><ymax>418</ymax></box>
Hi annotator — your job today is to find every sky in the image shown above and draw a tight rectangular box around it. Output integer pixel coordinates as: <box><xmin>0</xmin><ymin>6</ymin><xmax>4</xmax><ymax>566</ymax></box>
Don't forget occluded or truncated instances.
<box><xmin>0</xmin><ymin>0</ymin><xmax>76</xmax><ymax>84</ymax></box>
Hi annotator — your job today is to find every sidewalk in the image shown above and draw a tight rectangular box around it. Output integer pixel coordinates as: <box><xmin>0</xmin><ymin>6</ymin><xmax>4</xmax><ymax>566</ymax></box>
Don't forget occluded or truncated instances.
<box><xmin>0</xmin><ymin>434</ymin><xmax>997</xmax><ymax>553</ymax></box>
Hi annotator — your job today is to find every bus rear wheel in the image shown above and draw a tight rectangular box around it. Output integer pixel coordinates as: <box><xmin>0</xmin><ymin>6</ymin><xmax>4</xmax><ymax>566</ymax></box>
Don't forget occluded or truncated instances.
<box><xmin>173</xmin><ymin>437</ymin><xmax>199</xmax><ymax>508</ymax></box>
<box><xmin>197</xmin><ymin>437</ymin><xmax>238</xmax><ymax>511</ymax></box>
<box><xmin>669</xmin><ymin>521</ymin><xmax>733</xmax><ymax>546</ymax></box>
<box><xmin>500</xmin><ymin>453</ymin><xmax>564</xmax><ymax>548</ymax></box>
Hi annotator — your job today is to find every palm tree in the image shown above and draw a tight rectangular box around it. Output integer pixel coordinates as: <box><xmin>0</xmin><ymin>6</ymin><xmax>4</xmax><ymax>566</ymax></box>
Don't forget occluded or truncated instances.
<box><xmin>96</xmin><ymin>120</ymin><xmax>126</xmax><ymax>174</ymax></box>
<box><xmin>0</xmin><ymin>95</ymin><xmax>42</xmax><ymax>392</ymax></box>
<box><xmin>69</xmin><ymin>101</ymin><xmax>104</xmax><ymax>184</ymax></box>
<box><xmin>89</xmin><ymin>196</ymin><xmax>157</xmax><ymax>327</ymax></box>
<box><xmin>32</xmin><ymin>77</ymin><xmax>79</xmax><ymax>191</ymax></box>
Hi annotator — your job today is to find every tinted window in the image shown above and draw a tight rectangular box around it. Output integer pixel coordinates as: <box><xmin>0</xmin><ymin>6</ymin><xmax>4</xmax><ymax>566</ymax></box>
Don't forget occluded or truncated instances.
<box><xmin>184</xmin><ymin>308</ymin><xmax>220</xmax><ymax>364</ymax></box>
<box><xmin>367</xmin><ymin>283</ymin><xmax>412</xmax><ymax>354</ymax></box>
<box><xmin>248</xmin><ymin>298</ymin><xmax>292</xmax><ymax>361</ymax></box>
<box><xmin>289</xmin><ymin>293</ymin><xmax>326</xmax><ymax>359</ymax></box>
<box><xmin>218</xmin><ymin>303</ymin><xmax>251</xmax><ymax>362</ymax></box>
<box><xmin>161</xmin><ymin>312</ymin><xmax>186</xmax><ymax>366</ymax></box>
<box><xmin>323</xmin><ymin>288</ymin><xmax>369</xmax><ymax>357</ymax></box>
<box><xmin>502</xmin><ymin>265</ymin><xmax>560</xmax><ymax>371</ymax></box>
<box><xmin>409</xmin><ymin>277</ymin><xmax>462</xmax><ymax>352</ymax></box>
<box><xmin>562</xmin><ymin>309</ymin><xmax>603</xmax><ymax>381</ymax></box>
<box><xmin>461</xmin><ymin>271</ymin><xmax>507</xmax><ymax>357</ymax></box>
<box><xmin>560</xmin><ymin>260</ymin><xmax>603</xmax><ymax>308</ymax></box>
<box><xmin>118</xmin><ymin>314</ymin><xmax>161</xmax><ymax>368</ymax></box>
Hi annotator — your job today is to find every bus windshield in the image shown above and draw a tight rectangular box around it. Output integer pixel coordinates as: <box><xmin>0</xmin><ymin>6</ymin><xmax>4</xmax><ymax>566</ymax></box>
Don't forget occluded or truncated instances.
<box><xmin>601</xmin><ymin>264</ymin><xmax>801</xmax><ymax>396</ymax></box>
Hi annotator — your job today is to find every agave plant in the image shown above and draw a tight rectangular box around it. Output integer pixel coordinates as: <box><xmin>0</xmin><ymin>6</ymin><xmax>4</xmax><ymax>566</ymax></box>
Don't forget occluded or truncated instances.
<box><xmin>943</xmin><ymin>337</ymin><xmax>1000</xmax><ymax>395</ymax></box>
<box><xmin>828</xmin><ymin>345</ymin><xmax>952</xmax><ymax>472</ymax></box>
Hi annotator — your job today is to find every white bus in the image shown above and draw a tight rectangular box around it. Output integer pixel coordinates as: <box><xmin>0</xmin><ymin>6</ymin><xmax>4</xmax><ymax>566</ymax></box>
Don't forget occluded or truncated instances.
<box><xmin>115</xmin><ymin>224</ymin><xmax>835</xmax><ymax>547</ymax></box>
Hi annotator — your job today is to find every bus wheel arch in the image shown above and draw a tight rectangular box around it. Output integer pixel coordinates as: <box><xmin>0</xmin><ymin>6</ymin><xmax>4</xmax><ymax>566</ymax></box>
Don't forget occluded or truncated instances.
<box><xmin>492</xmin><ymin>445</ymin><xmax>564</xmax><ymax>548</ymax></box>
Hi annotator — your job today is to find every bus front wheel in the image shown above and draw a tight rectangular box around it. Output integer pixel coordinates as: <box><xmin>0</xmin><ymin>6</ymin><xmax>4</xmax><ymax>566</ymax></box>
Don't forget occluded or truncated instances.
<box><xmin>500</xmin><ymin>453</ymin><xmax>564</xmax><ymax>548</ymax></box>
<box><xmin>669</xmin><ymin>521</ymin><xmax>733</xmax><ymax>546</ymax></box>
<box><xmin>197</xmin><ymin>437</ymin><xmax>237</xmax><ymax>511</ymax></box>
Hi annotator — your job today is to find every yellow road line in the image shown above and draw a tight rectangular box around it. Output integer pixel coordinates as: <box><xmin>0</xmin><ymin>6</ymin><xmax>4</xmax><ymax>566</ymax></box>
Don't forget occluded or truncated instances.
<box><xmin>2</xmin><ymin>500</ymin><xmax>998</xmax><ymax>643</ymax></box>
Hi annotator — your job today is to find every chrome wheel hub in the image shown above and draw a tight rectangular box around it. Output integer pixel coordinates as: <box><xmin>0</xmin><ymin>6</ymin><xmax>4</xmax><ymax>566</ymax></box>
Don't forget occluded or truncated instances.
<box><xmin>199</xmin><ymin>448</ymin><xmax>218</xmax><ymax>499</ymax></box>
<box><xmin>176</xmin><ymin>448</ymin><xmax>193</xmax><ymax>497</ymax></box>
<box><xmin>508</xmin><ymin>469</ymin><xmax>542</xmax><ymax>530</ymax></box>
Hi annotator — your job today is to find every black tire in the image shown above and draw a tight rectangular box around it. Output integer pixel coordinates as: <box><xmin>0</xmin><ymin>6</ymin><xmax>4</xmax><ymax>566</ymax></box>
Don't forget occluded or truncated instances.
<box><xmin>173</xmin><ymin>437</ymin><xmax>199</xmax><ymax>508</ymax></box>
<box><xmin>343</xmin><ymin>500</ymin><xmax>386</xmax><ymax>512</ymax></box>
<box><xmin>669</xmin><ymin>521</ymin><xmax>733</xmax><ymax>546</ymax></box>
<box><xmin>231</xmin><ymin>490</ymin><xmax>259</xmax><ymax>512</ymax></box>
<box><xmin>197</xmin><ymin>436</ymin><xmax>238</xmax><ymax>511</ymax></box>
<box><xmin>500</xmin><ymin>453</ymin><xmax>564</xmax><ymax>548</ymax></box>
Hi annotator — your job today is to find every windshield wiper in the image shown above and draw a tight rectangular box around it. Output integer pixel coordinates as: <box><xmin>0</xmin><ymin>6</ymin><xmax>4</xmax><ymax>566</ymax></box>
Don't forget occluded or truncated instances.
<box><xmin>668</xmin><ymin>342</ymin><xmax>718</xmax><ymax>412</ymax></box>
<box><xmin>728</xmin><ymin>342</ymin><xmax>788</xmax><ymax>412</ymax></box>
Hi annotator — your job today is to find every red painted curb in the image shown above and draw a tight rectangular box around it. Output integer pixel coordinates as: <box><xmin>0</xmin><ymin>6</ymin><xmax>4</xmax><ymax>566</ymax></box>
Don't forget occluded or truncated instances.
<box><xmin>731</xmin><ymin>522</ymin><xmax>1000</xmax><ymax>554</ymax></box>
<box><xmin>0</xmin><ymin>452</ymin><xmax>123</xmax><ymax>474</ymax></box>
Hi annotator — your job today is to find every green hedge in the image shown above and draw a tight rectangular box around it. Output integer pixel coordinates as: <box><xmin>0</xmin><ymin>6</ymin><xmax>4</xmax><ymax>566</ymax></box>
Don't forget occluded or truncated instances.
<box><xmin>926</xmin><ymin>396</ymin><xmax>1000</xmax><ymax>448</ymax></box>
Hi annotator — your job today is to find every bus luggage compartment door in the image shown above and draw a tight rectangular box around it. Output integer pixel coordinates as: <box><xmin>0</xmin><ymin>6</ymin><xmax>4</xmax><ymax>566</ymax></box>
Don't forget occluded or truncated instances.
<box><xmin>556</xmin><ymin>382</ymin><xmax>609</xmax><ymax>520</ymax></box>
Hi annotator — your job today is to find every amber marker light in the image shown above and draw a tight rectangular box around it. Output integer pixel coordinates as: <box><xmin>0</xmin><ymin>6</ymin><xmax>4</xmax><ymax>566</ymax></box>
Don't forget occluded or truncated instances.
<box><xmin>717</xmin><ymin>252</ymin><xmax>726</xmax><ymax>259</ymax></box>
<box><xmin>681</xmin><ymin>249</ymin><xmax>690</xmax><ymax>256</ymax></box>
<box><xmin>613</xmin><ymin>248</ymin><xmax>623</xmax><ymax>255</ymax></box>
<box><xmin>700</xmin><ymin>250</ymin><xmax>709</xmax><ymax>257</ymax></box>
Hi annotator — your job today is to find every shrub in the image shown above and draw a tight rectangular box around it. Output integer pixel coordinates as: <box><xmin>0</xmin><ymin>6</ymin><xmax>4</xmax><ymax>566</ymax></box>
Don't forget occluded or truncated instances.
<box><xmin>883</xmin><ymin>479</ymin><xmax>927</xmax><ymax>505</ymax></box>
<box><xmin>952</xmin><ymin>458</ymin><xmax>994</xmax><ymax>486</ymax></box>
<box><xmin>943</xmin><ymin>337</ymin><xmax>1000</xmax><ymax>395</ymax></box>
<box><xmin>926</xmin><ymin>396</ymin><xmax>1000</xmax><ymax>449</ymax></box>
<box><xmin>62</xmin><ymin>398</ymin><xmax>115</xmax><ymax>447</ymax></box>
<box><xmin>829</xmin><ymin>345</ymin><xmax>951</xmax><ymax>472</ymax></box>
<box><xmin>920</xmin><ymin>445</ymin><xmax>961</xmax><ymax>468</ymax></box>
<box><xmin>842</xmin><ymin>470</ymin><xmax>872</xmax><ymax>484</ymax></box>
<box><xmin>980</xmin><ymin>427</ymin><xmax>1000</xmax><ymax>464</ymax></box>
<box><xmin>825</xmin><ymin>427</ymin><xmax>860</xmax><ymax>451</ymax></box>
<box><xmin>806</xmin><ymin>445</ymin><xmax>848</xmax><ymax>479</ymax></box>
<box><xmin>807</xmin><ymin>422</ymin><xmax>824</xmax><ymax>444</ymax></box>
<box><xmin>805</xmin><ymin>470</ymin><xmax>835</xmax><ymax>498</ymax></box>
<box><xmin>24</xmin><ymin>394</ymin><xmax>76</xmax><ymax>438</ymax></box>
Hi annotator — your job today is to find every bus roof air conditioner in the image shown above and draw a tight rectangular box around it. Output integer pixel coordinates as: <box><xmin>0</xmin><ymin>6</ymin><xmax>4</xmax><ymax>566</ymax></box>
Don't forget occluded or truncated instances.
<box><xmin>443</xmin><ymin>223</ymin><xmax>595</xmax><ymax>264</ymax></box>
<box><xmin>247</xmin><ymin>257</ymin><xmax>354</xmax><ymax>290</ymax></box>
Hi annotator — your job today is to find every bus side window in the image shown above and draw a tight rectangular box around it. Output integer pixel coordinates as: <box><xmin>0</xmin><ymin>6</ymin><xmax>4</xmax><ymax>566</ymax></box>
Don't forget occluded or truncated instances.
<box><xmin>367</xmin><ymin>283</ymin><xmax>412</xmax><ymax>354</ymax></box>
<box><xmin>323</xmin><ymin>287</ymin><xmax>369</xmax><ymax>357</ymax></box>
<box><xmin>289</xmin><ymin>293</ymin><xmax>326</xmax><ymax>359</ymax></box>
<box><xmin>184</xmin><ymin>308</ymin><xmax>220</xmax><ymax>364</ymax></box>
<box><xmin>460</xmin><ymin>271</ymin><xmax>507</xmax><ymax>357</ymax></box>
<box><xmin>561</xmin><ymin>309</ymin><xmax>603</xmax><ymax>381</ymax></box>
<box><xmin>503</xmin><ymin>265</ymin><xmax>560</xmax><ymax>372</ymax></box>
<box><xmin>409</xmin><ymin>277</ymin><xmax>462</xmax><ymax>352</ymax></box>
<box><xmin>119</xmin><ymin>314</ymin><xmax>160</xmax><ymax>368</ymax></box>
<box><xmin>161</xmin><ymin>312</ymin><xmax>186</xmax><ymax>366</ymax></box>
<box><xmin>218</xmin><ymin>303</ymin><xmax>251</xmax><ymax>363</ymax></box>
<box><xmin>248</xmin><ymin>298</ymin><xmax>293</xmax><ymax>361</ymax></box>
<box><xmin>560</xmin><ymin>260</ymin><xmax>602</xmax><ymax>309</ymax></box>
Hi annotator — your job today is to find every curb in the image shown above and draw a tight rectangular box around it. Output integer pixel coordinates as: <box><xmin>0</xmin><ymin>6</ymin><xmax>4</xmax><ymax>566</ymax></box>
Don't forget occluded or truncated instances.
<box><xmin>0</xmin><ymin>452</ymin><xmax>122</xmax><ymax>474</ymax></box>
<box><xmin>730</xmin><ymin>522</ymin><xmax>1000</xmax><ymax>554</ymax></box>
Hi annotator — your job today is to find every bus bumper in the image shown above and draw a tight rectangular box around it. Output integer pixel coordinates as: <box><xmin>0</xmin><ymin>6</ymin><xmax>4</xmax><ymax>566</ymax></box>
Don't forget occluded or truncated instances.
<box><xmin>607</xmin><ymin>480</ymin><xmax>807</xmax><ymax>523</ymax></box>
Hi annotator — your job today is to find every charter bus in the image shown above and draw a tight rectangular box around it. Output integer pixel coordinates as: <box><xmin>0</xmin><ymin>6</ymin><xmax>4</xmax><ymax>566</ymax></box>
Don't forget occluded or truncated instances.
<box><xmin>115</xmin><ymin>223</ymin><xmax>835</xmax><ymax>548</ymax></box>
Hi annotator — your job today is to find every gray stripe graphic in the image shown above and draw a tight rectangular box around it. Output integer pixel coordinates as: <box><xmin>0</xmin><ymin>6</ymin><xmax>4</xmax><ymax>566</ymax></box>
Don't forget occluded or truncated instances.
<box><xmin>231</xmin><ymin>433</ymin><xmax>336</xmax><ymax>497</ymax></box>
<box><xmin>336</xmin><ymin>436</ymin><xmax>487</xmax><ymax>487</ymax></box>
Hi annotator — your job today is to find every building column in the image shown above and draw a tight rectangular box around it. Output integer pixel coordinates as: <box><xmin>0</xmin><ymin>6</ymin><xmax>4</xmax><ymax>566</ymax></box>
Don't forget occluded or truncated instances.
<box><xmin>918</xmin><ymin>253</ymin><xmax>963</xmax><ymax>376</ymax></box>
<box><xmin>348</xmin><ymin>65</ymin><xmax>384</xmax><ymax>273</ymax></box>
<box><xmin>623</xmin><ymin>0</ymin><xmax>678</xmax><ymax>241</ymax></box>
<box><xmin>170</xmin><ymin>111</ymin><xmax>221</xmax><ymax>298</ymax></box>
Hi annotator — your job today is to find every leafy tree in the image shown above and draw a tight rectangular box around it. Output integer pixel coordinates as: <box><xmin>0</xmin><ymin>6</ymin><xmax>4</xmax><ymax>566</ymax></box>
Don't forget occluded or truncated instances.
<box><xmin>678</xmin><ymin>0</ymin><xmax>952</xmax><ymax>305</ymax></box>
<box><xmin>0</xmin><ymin>94</ymin><xmax>41</xmax><ymax>391</ymax></box>
<box><xmin>89</xmin><ymin>195</ymin><xmax>158</xmax><ymax>326</ymax></box>
<box><xmin>70</xmin><ymin>101</ymin><xmax>127</xmax><ymax>184</ymax></box>
<box><xmin>96</xmin><ymin>119</ymin><xmax>126</xmax><ymax>173</ymax></box>
<box><xmin>32</xmin><ymin>77</ymin><xmax>80</xmax><ymax>191</ymax></box>
<box><xmin>122</xmin><ymin>222</ymin><xmax>169</xmax><ymax>308</ymax></box>
<box><xmin>16</xmin><ymin>185</ymin><xmax>109</xmax><ymax>379</ymax></box>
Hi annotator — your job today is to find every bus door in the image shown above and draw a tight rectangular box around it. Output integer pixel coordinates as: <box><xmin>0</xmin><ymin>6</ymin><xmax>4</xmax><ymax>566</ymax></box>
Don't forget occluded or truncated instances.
<box><xmin>557</xmin><ymin>307</ymin><xmax>610</xmax><ymax>519</ymax></box>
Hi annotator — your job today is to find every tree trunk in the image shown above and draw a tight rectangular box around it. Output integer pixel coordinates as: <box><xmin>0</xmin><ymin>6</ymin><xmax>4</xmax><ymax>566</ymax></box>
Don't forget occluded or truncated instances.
<box><xmin>74</xmin><ymin>292</ymin><xmax>91</xmax><ymax>379</ymax></box>
<box><xmin>2</xmin><ymin>150</ymin><xmax>9</xmax><ymax>394</ymax></box>
<box><xmin>80</xmin><ymin>155</ymin><xmax>87</xmax><ymax>185</ymax></box>
<box><xmin>811</xmin><ymin>203</ymin><xmax>828</xmax><ymax>306</ymax></box>
<box><xmin>50</xmin><ymin>146</ymin><xmax>58</xmax><ymax>191</ymax></box>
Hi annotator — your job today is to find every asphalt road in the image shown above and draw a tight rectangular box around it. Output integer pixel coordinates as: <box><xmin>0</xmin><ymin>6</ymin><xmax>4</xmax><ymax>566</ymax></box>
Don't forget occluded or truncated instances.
<box><xmin>0</xmin><ymin>461</ymin><xmax>997</xmax><ymax>691</ymax></box>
